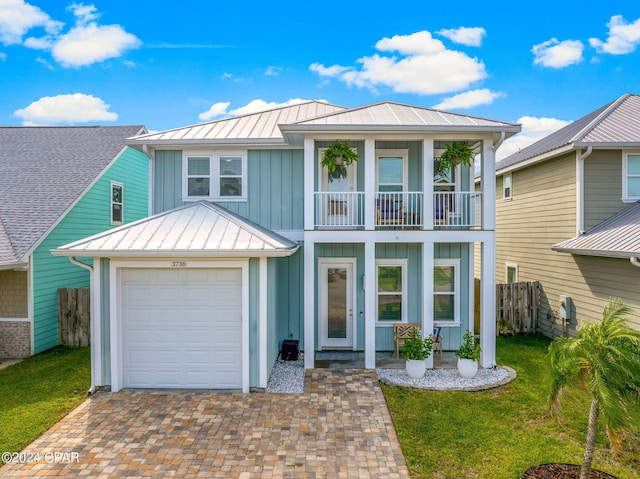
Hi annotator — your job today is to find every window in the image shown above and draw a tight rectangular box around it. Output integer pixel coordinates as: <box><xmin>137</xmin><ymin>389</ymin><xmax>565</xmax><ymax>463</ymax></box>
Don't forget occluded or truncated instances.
<box><xmin>376</xmin><ymin>259</ymin><xmax>407</xmax><ymax>323</ymax></box>
<box><xmin>183</xmin><ymin>151</ymin><xmax>247</xmax><ymax>200</ymax></box>
<box><xmin>434</xmin><ymin>259</ymin><xmax>460</xmax><ymax>323</ymax></box>
<box><xmin>623</xmin><ymin>153</ymin><xmax>640</xmax><ymax>201</ymax></box>
<box><xmin>503</xmin><ymin>174</ymin><xmax>512</xmax><ymax>200</ymax></box>
<box><xmin>111</xmin><ymin>182</ymin><xmax>123</xmax><ymax>225</ymax></box>
<box><xmin>506</xmin><ymin>262</ymin><xmax>518</xmax><ymax>283</ymax></box>
<box><xmin>376</xmin><ymin>150</ymin><xmax>408</xmax><ymax>192</ymax></box>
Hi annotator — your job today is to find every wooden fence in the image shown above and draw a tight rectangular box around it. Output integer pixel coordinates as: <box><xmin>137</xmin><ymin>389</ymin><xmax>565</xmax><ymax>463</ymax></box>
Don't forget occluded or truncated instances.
<box><xmin>58</xmin><ymin>288</ymin><xmax>90</xmax><ymax>347</ymax></box>
<box><xmin>496</xmin><ymin>281</ymin><xmax>540</xmax><ymax>335</ymax></box>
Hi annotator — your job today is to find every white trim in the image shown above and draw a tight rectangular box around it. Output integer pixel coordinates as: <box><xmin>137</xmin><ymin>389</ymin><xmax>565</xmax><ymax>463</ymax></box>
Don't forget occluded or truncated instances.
<box><xmin>375</xmin><ymin>149</ymin><xmax>409</xmax><ymax>192</ymax></box>
<box><xmin>622</xmin><ymin>150</ymin><xmax>640</xmax><ymax>202</ymax></box>
<box><xmin>422</xmin><ymin>242</ymin><xmax>434</xmax><ymax>368</ymax></box>
<box><xmin>364</xmin><ymin>140</ymin><xmax>376</xmax><ymax>230</ymax></box>
<box><xmin>317</xmin><ymin>257</ymin><xmax>357</xmax><ymax>350</ymax></box>
<box><xmin>0</xmin><ymin>317</ymin><xmax>30</xmax><ymax>322</ymax></box>
<box><xmin>182</xmin><ymin>150</ymin><xmax>248</xmax><ymax>201</ymax></box>
<box><xmin>28</xmin><ymin>255</ymin><xmax>34</xmax><ymax>355</ymax></box>
<box><xmin>303</xmin><ymin>238</ymin><xmax>315</xmax><ymax>368</ymax></box>
<box><xmin>423</xmin><ymin>139</ymin><xmax>434</xmax><ymax>230</ymax></box>
<box><xmin>374</xmin><ymin>258</ymin><xmax>408</xmax><ymax>325</ymax></box>
<box><xmin>480</xmin><ymin>240</ymin><xmax>496</xmax><ymax>368</ymax></box>
<box><xmin>505</xmin><ymin>262</ymin><xmax>519</xmax><ymax>283</ymax></box>
<box><xmin>109</xmin><ymin>259</ymin><xmax>250</xmax><ymax>393</ymax></box>
<box><xmin>468</xmin><ymin>245</ymin><xmax>475</xmax><ymax>337</ymax></box>
<box><xmin>92</xmin><ymin>258</ymin><xmax>103</xmax><ymax>387</ymax></box>
<box><xmin>259</xmin><ymin>257</ymin><xmax>268</xmax><ymax>389</ymax></box>
<box><xmin>364</xmin><ymin>242</ymin><xmax>376</xmax><ymax>368</ymax></box>
<box><xmin>110</xmin><ymin>181</ymin><xmax>124</xmax><ymax>225</ymax></box>
<box><xmin>433</xmin><ymin>258</ymin><xmax>461</xmax><ymax>325</ymax></box>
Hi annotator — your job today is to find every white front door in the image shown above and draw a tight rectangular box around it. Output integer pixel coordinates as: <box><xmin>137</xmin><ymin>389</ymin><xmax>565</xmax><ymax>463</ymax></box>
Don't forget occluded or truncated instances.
<box><xmin>319</xmin><ymin>259</ymin><xmax>356</xmax><ymax>349</ymax></box>
<box><xmin>319</xmin><ymin>151</ymin><xmax>358</xmax><ymax>226</ymax></box>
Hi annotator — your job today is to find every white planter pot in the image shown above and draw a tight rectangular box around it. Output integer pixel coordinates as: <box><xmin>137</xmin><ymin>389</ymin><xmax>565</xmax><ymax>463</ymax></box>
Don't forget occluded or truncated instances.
<box><xmin>457</xmin><ymin>358</ymin><xmax>478</xmax><ymax>378</ymax></box>
<box><xmin>406</xmin><ymin>359</ymin><xmax>426</xmax><ymax>379</ymax></box>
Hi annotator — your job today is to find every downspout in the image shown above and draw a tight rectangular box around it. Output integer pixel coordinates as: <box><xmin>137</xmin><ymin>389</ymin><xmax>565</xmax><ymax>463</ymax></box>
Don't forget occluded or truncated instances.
<box><xmin>492</xmin><ymin>131</ymin><xmax>506</xmax><ymax>152</ymax></box>
<box><xmin>631</xmin><ymin>257</ymin><xmax>640</xmax><ymax>268</ymax></box>
<box><xmin>69</xmin><ymin>257</ymin><xmax>97</xmax><ymax>396</ymax></box>
<box><xmin>142</xmin><ymin>144</ymin><xmax>153</xmax><ymax>216</ymax></box>
<box><xmin>576</xmin><ymin>146</ymin><xmax>593</xmax><ymax>235</ymax></box>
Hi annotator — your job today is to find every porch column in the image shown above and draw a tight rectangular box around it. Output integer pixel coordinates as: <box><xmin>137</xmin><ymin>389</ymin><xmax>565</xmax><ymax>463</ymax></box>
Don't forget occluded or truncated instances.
<box><xmin>364</xmin><ymin>241</ymin><xmax>376</xmax><ymax>368</ymax></box>
<box><xmin>422</xmin><ymin>139</ymin><xmax>434</xmax><ymax>230</ymax></box>
<box><xmin>364</xmin><ymin>139</ymin><xmax>375</xmax><ymax>230</ymax></box>
<box><xmin>91</xmin><ymin>258</ymin><xmax>102</xmax><ymax>388</ymax></box>
<box><xmin>422</xmin><ymin>241</ymin><xmax>435</xmax><ymax>368</ymax></box>
<box><xmin>480</xmin><ymin>240</ymin><xmax>496</xmax><ymax>368</ymax></box>
<box><xmin>259</xmin><ymin>257</ymin><xmax>268</xmax><ymax>388</ymax></box>
<box><xmin>304</xmin><ymin>138</ymin><xmax>315</xmax><ymax>231</ymax></box>
<box><xmin>481</xmin><ymin>139</ymin><xmax>496</xmax><ymax>230</ymax></box>
<box><xmin>303</xmin><ymin>238</ymin><xmax>315</xmax><ymax>369</ymax></box>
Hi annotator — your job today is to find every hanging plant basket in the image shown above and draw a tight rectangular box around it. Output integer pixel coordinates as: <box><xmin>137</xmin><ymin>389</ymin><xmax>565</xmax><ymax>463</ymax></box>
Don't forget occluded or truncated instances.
<box><xmin>437</xmin><ymin>141</ymin><xmax>475</xmax><ymax>174</ymax></box>
<box><xmin>321</xmin><ymin>140</ymin><xmax>358</xmax><ymax>181</ymax></box>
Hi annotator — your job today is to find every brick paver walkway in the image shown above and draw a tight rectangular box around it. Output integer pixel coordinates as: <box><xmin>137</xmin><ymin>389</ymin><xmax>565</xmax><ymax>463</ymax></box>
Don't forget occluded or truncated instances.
<box><xmin>1</xmin><ymin>369</ymin><xmax>410</xmax><ymax>478</ymax></box>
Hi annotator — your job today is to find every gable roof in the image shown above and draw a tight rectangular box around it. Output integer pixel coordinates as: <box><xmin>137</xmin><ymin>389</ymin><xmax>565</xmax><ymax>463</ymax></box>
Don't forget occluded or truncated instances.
<box><xmin>497</xmin><ymin>93</ymin><xmax>640</xmax><ymax>173</ymax></box>
<box><xmin>52</xmin><ymin>201</ymin><xmax>299</xmax><ymax>258</ymax></box>
<box><xmin>0</xmin><ymin>125</ymin><xmax>146</xmax><ymax>267</ymax></box>
<box><xmin>552</xmin><ymin>201</ymin><xmax>640</xmax><ymax>258</ymax></box>
<box><xmin>126</xmin><ymin>101</ymin><xmax>347</xmax><ymax>146</ymax></box>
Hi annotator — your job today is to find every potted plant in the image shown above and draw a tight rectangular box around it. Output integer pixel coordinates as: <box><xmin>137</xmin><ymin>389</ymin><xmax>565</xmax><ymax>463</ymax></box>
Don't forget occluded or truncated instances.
<box><xmin>437</xmin><ymin>141</ymin><xmax>475</xmax><ymax>174</ymax></box>
<box><xmin>321</xmin><ymin>140</ymin><xmax>358</xmax><ymax>181</ymax></box>
<box><xmin>400</xmin><ymin>328</ymin><xmax>434</xmax><ymax>378</ymax></box>
<box><xmin>455</xmin><ymin>330</ymin><xmax>482</xmax><ymax>378</ymax></box>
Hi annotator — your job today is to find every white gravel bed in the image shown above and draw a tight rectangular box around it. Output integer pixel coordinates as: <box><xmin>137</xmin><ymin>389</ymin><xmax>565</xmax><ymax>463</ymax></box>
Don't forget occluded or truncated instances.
<box><xmin>265</xmin><ymin>356</ymin><xmax>305</xmax><ymax>393</ymax></box>
<box><xmin>376</xmin><ymin>366</ymin><xmax>517</xmax><ymax>391</ymax></box>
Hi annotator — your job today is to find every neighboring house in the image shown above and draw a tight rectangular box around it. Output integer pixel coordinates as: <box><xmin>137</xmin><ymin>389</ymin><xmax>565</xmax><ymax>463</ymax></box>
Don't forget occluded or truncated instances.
<box><xmin>494</xmin><ymin>93</ymin><xmax>640</xmax><ymax>337</ymax></box>
<box><xmin>0</xmin><ymin>126</ymin><xmax>149</xmax><ymax>358</ymax></box>
<box><xmin>54</xmin><ymin>101</ymin><xmax>520</xmax><ymax>393</ymax></box>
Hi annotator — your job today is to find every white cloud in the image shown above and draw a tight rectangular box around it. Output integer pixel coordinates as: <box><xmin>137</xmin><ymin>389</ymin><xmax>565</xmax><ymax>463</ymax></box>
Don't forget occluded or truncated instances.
<box><xmin>13</xmin><ymin>93</ymin><xmax>118</xmax><ymax>125</ymax></box>
<box><xmin>67</xmin><ymin>3</ymin><xmax>99</xmax><ymax>25</ymax></box>
<box><xmin>589</xmin><ymin>15</ymin><xmax>640</xmax><ymax>54</ymax></box>
<box><xmin>532</xmin><ymin>38</ymin><xmax>584</xmax><ymax>68</ymax></box>
<box><xmin>310</xmin><ymin>30</ymin><xmax>487</xmax><ymax>95</ymax></box>
<box><xmin>265</xmin><ymin>65</ymin><xmax>282</xmax><ymax>76</ymax></box>
<box><xmin>198</xmin><ymin>101</ymin><xmax>231</xmax><ymax>121</ymax></box>
<box><xmin>497</xmin><ymin>116</ymin><xmax>571</xmax><ymax>161</ymax></box>
<box><xmin>0</xmin><ymin>52</ymin><xmax>6</xmax><ymax>61</ymax></box>
<box><xmin>35</xmin><ymin>56</ymin><xmax>53</xmax><ymax>70</ymax></box>
<box><xmin>436</xmin><ymin>27</ymin><xmax>486</xmax><ymax>47</ymax></box>
<box><xmin>0</xmin><ymin>0</ymin><xmax>62</xmax><ymax>45</ymax></box>
<box><xmin>229</xmin><ymin>98</ymin><xmax>324</xmax><ymax>116</ymax></box>
<box><xmin>432</xmin><ymin>89</ymin><xmax>504</xmax><ymax>110</ymax></box>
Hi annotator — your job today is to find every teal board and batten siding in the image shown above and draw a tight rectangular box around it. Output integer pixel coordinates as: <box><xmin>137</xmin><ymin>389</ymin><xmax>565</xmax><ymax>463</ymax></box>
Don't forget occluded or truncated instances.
<box><xmin>32</xmin><ymin>148</ymin><xmax>148</xmax><ymax>353</ymax></box>
<box><xmin>153</xmin><ymin>150</ymin><xmax>304</xmax><ymax>231</ymax></box>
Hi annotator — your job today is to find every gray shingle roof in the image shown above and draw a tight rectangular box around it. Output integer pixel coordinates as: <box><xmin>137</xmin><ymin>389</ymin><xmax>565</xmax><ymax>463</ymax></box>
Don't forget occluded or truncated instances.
<box><xmin>552</xmin><ymin>201</ymin><xmax>640</xmax><ymax>258</ymax></box>
<box><xmin>53</xmin><ymin>201</ymin><xmax>299</xmax><ymax>258</ymax></box>
<box><xmin>496</xmin><ymin>93</ymin><xmax>640</xmax><ymax>173</ymax></box>
<box><xmin>0</xmin><ymin>125</ymin><xmax>145</xmax><ymax>266</ymax></box>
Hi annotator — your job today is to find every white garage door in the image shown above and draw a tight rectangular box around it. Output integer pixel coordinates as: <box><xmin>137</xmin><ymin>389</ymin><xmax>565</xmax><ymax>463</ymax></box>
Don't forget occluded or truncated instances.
<box><xmin>121</xmin><ymin>268</ymin><xmax>242</xmax><ymax>389</ymax></box>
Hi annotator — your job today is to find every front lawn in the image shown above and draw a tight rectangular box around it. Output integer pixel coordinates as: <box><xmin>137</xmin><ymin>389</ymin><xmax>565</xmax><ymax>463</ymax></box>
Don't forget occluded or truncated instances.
<box><xmin>382</xmin><ymin>335</ymin><xmax>640</xmax><ymax>479</ymax></box>
<box><xmin>0</xmin><ymin>346</ymin><xmax>90</xmax><ymax>459</ymax></box>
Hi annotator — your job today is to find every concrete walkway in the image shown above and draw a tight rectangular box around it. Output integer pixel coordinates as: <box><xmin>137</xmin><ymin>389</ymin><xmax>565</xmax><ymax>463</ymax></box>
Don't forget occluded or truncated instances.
<box><xmin>1</xmin><ymin>369</ymin><xmax>410</xmax><ymax>478</ymax></box>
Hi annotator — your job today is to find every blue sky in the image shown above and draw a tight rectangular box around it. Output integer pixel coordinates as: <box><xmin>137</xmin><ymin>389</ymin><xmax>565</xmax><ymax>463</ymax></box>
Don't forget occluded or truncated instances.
<box><xmin>1</xmin><ymin>0</ymin><xmax>640</xmax><ymax>158</ymax></box>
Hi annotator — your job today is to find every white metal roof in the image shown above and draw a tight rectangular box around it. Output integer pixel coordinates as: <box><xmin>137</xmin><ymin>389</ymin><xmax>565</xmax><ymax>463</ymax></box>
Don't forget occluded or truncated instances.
<box><xmin>552</xmin><ymin>201</ymin><xmax>640</xmax><ymax>258</ymax></box>
<box><xmin>127</xmin><ymin>101</ymin><xmax>347</xmax><ymax>146</ymax></box>
<box><xmin>52</xmin><ymin>201</ymin><xmax>299</xmax><ymax>258</ymax></box>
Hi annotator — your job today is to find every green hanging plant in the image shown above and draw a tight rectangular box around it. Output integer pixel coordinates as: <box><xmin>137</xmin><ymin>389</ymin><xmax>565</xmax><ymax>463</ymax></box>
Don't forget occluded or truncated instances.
<box><xmin>321</xmin><ymin>140</ymin><xmax>359</xmax><ymax>181</ymax></box>
<box><xmin>437</xmin><ymin>141</ymin><xmax>475</xmax><ymax>174</ymax></box>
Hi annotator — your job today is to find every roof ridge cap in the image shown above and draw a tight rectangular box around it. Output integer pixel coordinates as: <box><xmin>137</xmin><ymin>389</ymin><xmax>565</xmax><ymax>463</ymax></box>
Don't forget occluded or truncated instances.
<box><xmin>569</xmin><ymin>94</ymin><xmax>630</xmax><ymax>142</ymax></box>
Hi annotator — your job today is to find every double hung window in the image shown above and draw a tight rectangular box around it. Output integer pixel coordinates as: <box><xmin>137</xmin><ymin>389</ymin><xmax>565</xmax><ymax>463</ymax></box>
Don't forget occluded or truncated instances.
<box><xmin>184</xmin><ymin>151</ymin><xmax>247</xmax><ymax>200</ymax></box>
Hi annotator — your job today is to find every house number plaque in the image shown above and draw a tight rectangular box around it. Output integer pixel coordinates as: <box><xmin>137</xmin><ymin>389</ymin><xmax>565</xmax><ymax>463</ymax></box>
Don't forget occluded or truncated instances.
<box><xmin>171</xmin><ymin>261</ymin><xmax>187</xmax><ymax>268</ymax></box>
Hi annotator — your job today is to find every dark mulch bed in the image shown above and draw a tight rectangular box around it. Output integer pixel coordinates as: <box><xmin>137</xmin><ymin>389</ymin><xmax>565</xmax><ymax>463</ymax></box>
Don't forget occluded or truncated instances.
<box><xmin>523</xmin><ymin>463</ymin><xmax>618</xmax><ymax>478</ymax></box>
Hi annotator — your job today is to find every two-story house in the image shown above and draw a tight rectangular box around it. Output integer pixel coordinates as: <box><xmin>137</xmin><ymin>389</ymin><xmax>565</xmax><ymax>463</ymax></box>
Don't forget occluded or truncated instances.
<box><xmin>54</xmin><ymin>101</ymin><xmax>520</xmax><ymax>393</ymax></box>
<box><xmin>494</xmin><ymin>93</ymin><xmax>640</xmax><ymax>337</ymax></box>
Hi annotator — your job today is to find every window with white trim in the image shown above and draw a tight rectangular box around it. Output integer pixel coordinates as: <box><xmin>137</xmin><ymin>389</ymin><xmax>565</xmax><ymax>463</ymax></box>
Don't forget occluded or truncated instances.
<box><xmin>623</xmin><ymin>153</ymin><xmax>640</xmax><ymax>201</ymax></box>
<box><xmin>111</xmin><ymin>182</ymin><xmax>123</xmax><ymax>225</ymax></box>
<box><xmin>506</xmin><ymin>262</ymin><xmax>518</xmax><ymax>283</ymax></box>
<box><xmin>183</xmin><ymin>151</ymin><xmax>247</xmax><ymax>200</ymax></box>
<box><xmin>503</xmin><ymin>174</ymin><xmax>512</xmax><ymax>200</ymax></box>
<box><xmin>376</xmin><ymin>149</ymin><xmax>408</xmax><ymax>192</ymax></box>
<box><xmin>434</xmin><ymin>259</ymin><xmax>460</xmax><ymax>323</ymax></box>
<box><xmin>376</xmin><ymin>259</ymin><xmax>407</xmax><ymax>323</ymax></box>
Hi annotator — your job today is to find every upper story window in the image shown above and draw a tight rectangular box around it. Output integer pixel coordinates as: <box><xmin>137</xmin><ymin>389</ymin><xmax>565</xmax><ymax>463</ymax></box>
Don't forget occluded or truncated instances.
<box><xmin>183</xmin><ymin>151</ymin><xmax>247</xmax><ymax>201</ymax></box>
<box><xmin>111</xmin><ymin>182</ymin><xmax>123</xmax><ymax>225</ymax></box>
<box><xmin>503</xmin><ymin>174</ymin><xmax>512</xmax><ymax>200</ymax></box>
<box><xmin>376</xmin><ymin>149</ymin><xmax>408</xmax><ymax>192</ymax></box>
<box><xmin>623</xmin><ymin>152</ymin><xmax>640</xmax><ymax>202</ymax></box>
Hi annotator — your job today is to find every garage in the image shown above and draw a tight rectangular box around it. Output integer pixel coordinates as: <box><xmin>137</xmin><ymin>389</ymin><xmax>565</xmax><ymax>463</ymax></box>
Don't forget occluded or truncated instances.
<box><xmin>121</xmin><ymin>267</ymin><xmax>243</xmax><ymax>389</ymax></box>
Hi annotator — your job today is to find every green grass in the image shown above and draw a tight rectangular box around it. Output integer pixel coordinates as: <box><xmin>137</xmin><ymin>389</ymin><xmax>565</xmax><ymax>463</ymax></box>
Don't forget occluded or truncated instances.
<box><xmin>0</xmin><ymin>347</ymin><xmax>90</xmax><ymax>458</ymax></box>
<box><xmin>382</xmin><ymin>335</ymin><xmax>640</xmax><ymax>479</ymax></box>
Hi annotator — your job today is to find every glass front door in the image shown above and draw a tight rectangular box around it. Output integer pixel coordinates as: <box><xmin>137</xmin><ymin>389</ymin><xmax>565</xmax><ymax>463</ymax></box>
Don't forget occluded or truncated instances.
<box><xmin>319</xmin><ymin>260</ymin><xmax>355</xmax><ymax>349</ymax></box>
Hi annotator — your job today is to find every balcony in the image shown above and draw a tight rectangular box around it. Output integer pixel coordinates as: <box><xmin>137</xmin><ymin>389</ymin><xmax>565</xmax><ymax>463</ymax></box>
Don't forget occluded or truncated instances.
<box><xmin>313</xmin><ymin>192</ymin><xmax>482</xmax><ymax>229</ymax></box>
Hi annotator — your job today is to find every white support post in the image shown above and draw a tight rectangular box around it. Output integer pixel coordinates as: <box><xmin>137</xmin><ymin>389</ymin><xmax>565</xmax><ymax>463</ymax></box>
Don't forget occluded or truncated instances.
<box><xmin>480</xmin><ymin>240</ymin><xmax>496</xmax><ymax>368</ymax></box>
<box><xmin>423</xmin><ymin>139</ymin><xmax>434</xmax><ymax>230</ymax></box>
<box><xmin>364</xmin><ymin>139</ymin><xmax>376</xmax><ymax>230</ymax></box>
<box><xmin>304</xmin><ymin>138</ymin><xmax>315</xmax><ymax>231</ymax></box>
<box><xmin>92</xmin><ymin>258</ymin><xmax>102</xmax><ymax>387</ymax></box>
<box><xmin>364</xmin><ymin>241</ymin><xmax>376</xmax><ymax>368</ymax></box>
<box><xmin>422</xmin><ymin>241</ymin><xmax>435</xmax><ymax>368</ymax></box>
<box><xmin>259</xmin><ymin>257</ymin><xmax>268</xmax><ymax>388</ymax></box>
<box><xmin>303</xmin><ymin>239</ymin><xmax>315</xmax><ymax>369</ymax></box>
<box><xmin>481</xmin><ymin>139</ymin><xmax>496</xmax><ymax>231</ymax></box>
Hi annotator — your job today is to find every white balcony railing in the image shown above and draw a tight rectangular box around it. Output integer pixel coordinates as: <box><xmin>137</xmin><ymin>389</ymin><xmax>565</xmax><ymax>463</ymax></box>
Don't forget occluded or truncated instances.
<box><xmin>313</xmin><ymin>191</ymin><xmax>482</xmax><ymax>229</ymax></box>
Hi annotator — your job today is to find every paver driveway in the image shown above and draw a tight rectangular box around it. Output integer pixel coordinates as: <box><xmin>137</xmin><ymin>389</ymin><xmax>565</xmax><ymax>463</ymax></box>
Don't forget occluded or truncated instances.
<box><xmin>1</xmin><ymin>369</ymin><xmax>410</xmax><ymax>478</ymax></box>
